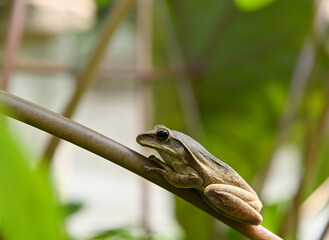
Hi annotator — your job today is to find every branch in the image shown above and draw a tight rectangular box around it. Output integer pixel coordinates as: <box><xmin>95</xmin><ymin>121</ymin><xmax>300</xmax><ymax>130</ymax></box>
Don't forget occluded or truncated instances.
<box><xmin>0</xmin><ymin>90</ymin><xmax>281</xmax><ymax>240</ymax></box>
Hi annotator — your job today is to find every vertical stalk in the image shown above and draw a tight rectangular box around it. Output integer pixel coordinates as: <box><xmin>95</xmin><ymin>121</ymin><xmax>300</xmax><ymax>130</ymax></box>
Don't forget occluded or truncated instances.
<box><xmin>254</xmin><ymin>37</ymin><xmax>317</xmax><ymax>193</ymax></box>
<box><xmin>278</xmin><ymin>1</ymin><xmax>327</xmax><ymax>237</ymax></box>
<box><xmin>137</xmin><ymin>0</ymin><xmax>153</xmax><ymax>237</ymax></box>
<box><xmin>1</xmin><ymin>0</ymin><xmax>27</xmax><ymax>90</ymax></box>
<box><xmin>279</xmin><ymin>77</ymin><xmax>329</xmax><ymax>238</ymax></box>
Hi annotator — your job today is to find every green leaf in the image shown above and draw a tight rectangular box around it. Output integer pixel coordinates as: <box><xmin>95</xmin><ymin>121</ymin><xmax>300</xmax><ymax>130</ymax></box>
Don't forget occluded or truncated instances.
<box><xmin>175</xmin><ymin>197</ymin><xmax>214</xmax><ymax>240</ymax></box>
<box><xmin>234</xmin><ymin>0</ymin><xmax>276</xmax><ymax>11</ymax></box>
<box><xmin>0</xmin><ymin>112</ymin><xmax>67</xmax><ymax>240</ymax></box>
<box><xmin>62</xmin><ymin>202</ymin><xmax>83</xmax><ymax>217</ymax></box>
<box><xmin>90</xmin><ymin>226</ymin><xmax>152</xmax><ymax>240</ymax></box>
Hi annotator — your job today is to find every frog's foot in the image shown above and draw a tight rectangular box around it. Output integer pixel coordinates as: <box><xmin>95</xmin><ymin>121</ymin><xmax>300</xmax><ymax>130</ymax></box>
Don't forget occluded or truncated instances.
<box><xmin>204</xmin><ymin>184</ymin><xmax>263</xmax><ymax>225</ymax></box>
<box><xmin>143</xmin><ymin>166</ymin><xmax>166</xmax><ymax>175</ymax></box>
<box><xmin>148</xmin><ymin>155</ymin><xmax>172</xmax><ymax>171</ymax></box>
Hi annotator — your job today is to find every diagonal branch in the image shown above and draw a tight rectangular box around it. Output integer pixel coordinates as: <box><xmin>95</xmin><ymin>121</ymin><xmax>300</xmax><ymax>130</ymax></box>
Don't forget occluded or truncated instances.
<box><xmin>0</xmin><ymin>90</ymin><xmax>281</xmax><ymax>240</ymax></box>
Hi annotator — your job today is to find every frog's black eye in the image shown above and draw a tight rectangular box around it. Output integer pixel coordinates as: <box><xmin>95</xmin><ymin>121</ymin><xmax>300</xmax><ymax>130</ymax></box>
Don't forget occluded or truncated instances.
<box><xmin>156</xmin><ymin>128</ymin><xmax>169</xmax><ymax>142</ymax></box>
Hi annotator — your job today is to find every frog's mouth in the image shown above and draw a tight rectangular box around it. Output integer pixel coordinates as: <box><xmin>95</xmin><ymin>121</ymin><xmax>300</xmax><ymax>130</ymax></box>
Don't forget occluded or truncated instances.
<box><xmin>136</xmin><ymin>134</ymin><xmax>162</xmax><ymax>152</ymax></box>
<box><xmin>136</xmin><ymin>134</ymin><xmax>153</xmax><ymax>147</ymax></box>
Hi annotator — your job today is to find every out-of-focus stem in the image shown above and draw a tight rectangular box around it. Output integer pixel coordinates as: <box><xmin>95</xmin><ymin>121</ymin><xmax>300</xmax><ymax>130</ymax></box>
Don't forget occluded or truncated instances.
<box><xmin>255</xmin><ymin>37</ymin><xmax>317</xmax><ymax>193</ymax></box>
<box><xmin>137</xmin><ymin>0</ymin><xmax>153</xmax><ymax>237</ymax></box>
<box><xmin>42</xmin><ymin>0</ymin><xmax>135</xmax><ymax>162</ymax></box>
<box><xmin>293</xmin><ymin>77</ymin><xmax>329</xmax><ymax>228</ymax></box>
<box><xmin>1</xmin><ymin>0</ymin><xmax>27</xmax><ymax>90</ymax></box>
<box><xmin>0</xmin><ymin>61</ymin><xmax>191</xmax><ymax>80</ymax></box>
<box><xmin>277</xmin><ymin>1</ymin><xmax>327</xmax><ymax>237</ymax></box>
<box><xmin>154</xmin><ymin>0</ymin><xmax>204</xmax><ymax>141</ymax></box>
<box><xmin>279</xmin><ymin>77</ymin><xmax>329</xmax><ymax>238</ymax></box>
<box><xmin>0</xmin><ymin>90</ymin><xmax>282</xmax><ymax>240</ymax></box>
<box><xmin>300</xmin><ymin>177</ymin><xmax>329</xmax><ymax>218</ymax></box>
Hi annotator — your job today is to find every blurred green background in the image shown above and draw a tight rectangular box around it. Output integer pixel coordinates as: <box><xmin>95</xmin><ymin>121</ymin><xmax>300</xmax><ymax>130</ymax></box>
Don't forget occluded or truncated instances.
<box><xmin>1</xmin><ymin>0</ymin><xmax>329</xmax><ymax>239</ymax></box>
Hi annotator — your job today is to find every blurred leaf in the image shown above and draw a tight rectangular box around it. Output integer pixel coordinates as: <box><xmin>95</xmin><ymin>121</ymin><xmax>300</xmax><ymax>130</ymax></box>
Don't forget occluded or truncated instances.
<box><xmin>234</xmin><ymin>0</ymin><xmax>276</xmax><ymax>11</ymax></box>
<box><xmin>90</xmin><ymin>227</ymin><xmax>143</xmax><ymax>240</ymax></box>
<box><xmin>153</xmin><ymin>0</ymin><xmax>316</xmax><ymax>238</ymax></box>
<box><xmin>0</xmin><ymin>112</ymin><xmax>67</xmax><ymax>240</ymax></box>
<box><xmin>89</xmin><ymin>225</ymin><xmax>176</xmax><ymax>240</ymax></box>
<box><xmin>261</xmin><ymin>202</ymin><xmax>289</xmax><ymax>233</ymax></box>
<box><xmin>95</xmin><ymin>0</ymin><xmax>114</xmax><ymax>9</ymax></box>
<box><xmin>175</xmin><ymin>197</ymin><xmax>214</xmax><ymax>240</ymax></box>
<box><xmin>62</xmin><ymin>202</ymin><xmax>83</xmax><ymax>217</ymax></box>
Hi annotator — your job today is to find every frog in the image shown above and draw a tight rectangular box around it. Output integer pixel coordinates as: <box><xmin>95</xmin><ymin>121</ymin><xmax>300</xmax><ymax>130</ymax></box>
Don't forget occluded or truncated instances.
<box><xmin>136</xmin><ymin>125</ymin><xmax>263</xmax><ymax>225</ymax></box>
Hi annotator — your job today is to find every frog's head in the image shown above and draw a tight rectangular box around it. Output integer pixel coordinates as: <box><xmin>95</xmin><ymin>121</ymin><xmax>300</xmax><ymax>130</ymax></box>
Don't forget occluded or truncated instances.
<box><xmin>136</xmin><ymin>125</ymin><xmax>186</xmax><ymax>157</ymax></box>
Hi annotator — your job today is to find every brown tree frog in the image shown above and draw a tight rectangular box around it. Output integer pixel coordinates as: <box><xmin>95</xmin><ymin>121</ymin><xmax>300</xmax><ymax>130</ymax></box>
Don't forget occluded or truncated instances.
<box><xmin>136</xmin><ymin>125</ymin><xmax>263</xmax><ymax>225</ymax></box>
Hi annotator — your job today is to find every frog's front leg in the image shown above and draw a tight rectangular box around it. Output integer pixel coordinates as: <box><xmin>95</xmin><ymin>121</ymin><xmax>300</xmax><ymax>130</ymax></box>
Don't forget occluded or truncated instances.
<box><xmin>204</xmin><ymin>184</ymin><xmax>263</xmax><ymax>225</ymax></box>
<box><xmin>145</xmin><ymin>155</ymin><xmax>203</xmax><ymax>188</ymax></box>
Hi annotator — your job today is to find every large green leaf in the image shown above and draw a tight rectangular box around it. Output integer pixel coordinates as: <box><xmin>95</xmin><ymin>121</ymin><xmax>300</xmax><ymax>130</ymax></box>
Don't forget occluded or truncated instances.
<box><xmin>0</xmin><ymin>113</ymin><xmax>67</xmax><ymax>240</ymax></box>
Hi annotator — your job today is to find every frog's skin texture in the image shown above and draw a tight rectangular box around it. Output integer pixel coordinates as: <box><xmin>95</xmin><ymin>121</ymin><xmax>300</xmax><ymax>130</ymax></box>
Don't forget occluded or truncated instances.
<box><xmin>136</xmin><ymin>125</ymin><xmax>263</xmax><ymax>225</ymax></box>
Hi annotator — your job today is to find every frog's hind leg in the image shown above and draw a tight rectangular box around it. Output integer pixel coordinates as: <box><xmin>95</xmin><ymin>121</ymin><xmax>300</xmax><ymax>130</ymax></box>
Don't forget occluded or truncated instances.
<box><xmin>204</xmin><ymin>184</ymin><xmax>262</xmax><ymax>225</ymax></box>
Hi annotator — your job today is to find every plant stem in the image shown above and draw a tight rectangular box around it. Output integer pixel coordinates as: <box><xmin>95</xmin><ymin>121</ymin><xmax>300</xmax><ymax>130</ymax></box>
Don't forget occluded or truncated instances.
<box><xmin>0</xmin><ymin>90</ymin><xmax>281</xmax><ymax>240</ymax></box>
<box><xmin>1</xmin><ymin>0</ymin><xmax>27</xmax><ymax>90</ymax></box>
<box><xmin>42</xmin><ymin>0</ymin><xmax>135</xmax><ymax>162</ymax></box>
<box><xmin>255</xmin><ymin>36</ymin><xmax>317</xmax><ymax>193</ymax></box>
<box><xmin>137</xmin><ymin>0</ymin><xmax>153</xmax><ymax>237</ymax></box>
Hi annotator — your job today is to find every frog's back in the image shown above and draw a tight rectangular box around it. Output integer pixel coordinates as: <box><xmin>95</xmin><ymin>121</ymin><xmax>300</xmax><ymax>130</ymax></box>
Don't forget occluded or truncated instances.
<box><xmin>172</xmin><ymin>130</ymin><xmax>254</xmax><ymax>191</ymax></box>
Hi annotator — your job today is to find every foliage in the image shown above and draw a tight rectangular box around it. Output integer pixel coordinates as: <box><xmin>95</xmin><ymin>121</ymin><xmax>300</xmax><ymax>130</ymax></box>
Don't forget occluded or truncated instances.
<box><xmin>153</xmin><ymin>0</ymin><xmax>329</xmax><ymax>238</ymax></box>
<box><xmin>0</xmin><ymin>113</ymin><xmax>67</xmax><ymax>240</ymax></box>
<box><xmin>89</xmin><ymin>226</ymin><xmax>175</xmax><ymax>240</ymax></box>
<box><xmin>234</xmin><ymin>0</ymin><xmax>277</xmax><ymax>11</ymax></box>
<box><xmin>1</xmin><ymin>0</ymin><xmax>328</xmax><ymax>239</ymax></box>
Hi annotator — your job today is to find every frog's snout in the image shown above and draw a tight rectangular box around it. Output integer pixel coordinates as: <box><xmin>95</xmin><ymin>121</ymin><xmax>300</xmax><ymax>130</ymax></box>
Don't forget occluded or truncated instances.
<box><xmin>136</xmin><ymin>133</ymin><xmax>154</xmax><ymax>147</ymax></box>
<box><xmin>136</xmin><ymin>134</ymin><xmax>143</xmax><ymax>144</ymax></box>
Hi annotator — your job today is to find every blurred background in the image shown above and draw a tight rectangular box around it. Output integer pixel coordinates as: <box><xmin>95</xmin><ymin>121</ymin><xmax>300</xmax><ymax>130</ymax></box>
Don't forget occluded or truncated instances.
<box><xmin>0</xmin><ymin>0</ymin><xmax>329</xmax><ymax>239</ymax></box>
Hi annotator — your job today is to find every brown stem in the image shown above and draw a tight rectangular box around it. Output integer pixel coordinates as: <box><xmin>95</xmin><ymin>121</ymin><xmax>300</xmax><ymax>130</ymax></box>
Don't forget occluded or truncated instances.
<box><xmin>279</xmin><ymin>76</ymin><xmax>329</xmax><ymax>238</ymax></box>
<box><xmin>0</xmin><ymin>61</ymin><xmax>198</xmax><ymax>81</ymax></box>
<box><xmin>137</xmin><ymin>0</ymin><xmax>153</xmax><ymax>237</ymax></box>
<box><xmin>0</xmin><ymin>90</ymin><xmax>281</xmax><ymax>240</ymax></box>
<box><xmin>42</xmin><ymin>0</ymin><xmax>135</xmax><ymax>162</ymax></box>
<box><xmin>1</xmin><ymin>0</ymin><xmax>27</xmax><ymax>90</ymax></box>
<box><xmin>254</xmin><ymin>37</ymin><xmax>317</xmax><ymax>193</ymax></box>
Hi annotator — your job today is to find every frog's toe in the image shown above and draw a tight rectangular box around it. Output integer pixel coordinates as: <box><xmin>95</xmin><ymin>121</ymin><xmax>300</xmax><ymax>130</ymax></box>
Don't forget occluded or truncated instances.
<box><xmin>143</xmin><ymin>166</ymin><xmax>151</xmax><ymax>172</ymax></box>
<box><xmin>143</xmin><ymin>166</ymin><xmax>166</xmax><ymax>175</ymax></box>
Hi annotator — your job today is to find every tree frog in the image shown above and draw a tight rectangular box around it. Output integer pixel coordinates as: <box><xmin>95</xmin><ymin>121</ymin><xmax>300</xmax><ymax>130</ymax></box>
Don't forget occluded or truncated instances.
<box><xmin>136</xmin><ymin>125</ymin><xmax>263</xmax><ymax>225</ymax></box>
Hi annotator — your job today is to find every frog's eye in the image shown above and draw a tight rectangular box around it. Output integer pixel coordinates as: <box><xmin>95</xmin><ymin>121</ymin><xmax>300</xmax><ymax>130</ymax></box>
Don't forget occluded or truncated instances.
<box><xmin>156</xmin><ymin>128</ymin><xmax>169</xmax><ymax>142</ymax></box>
